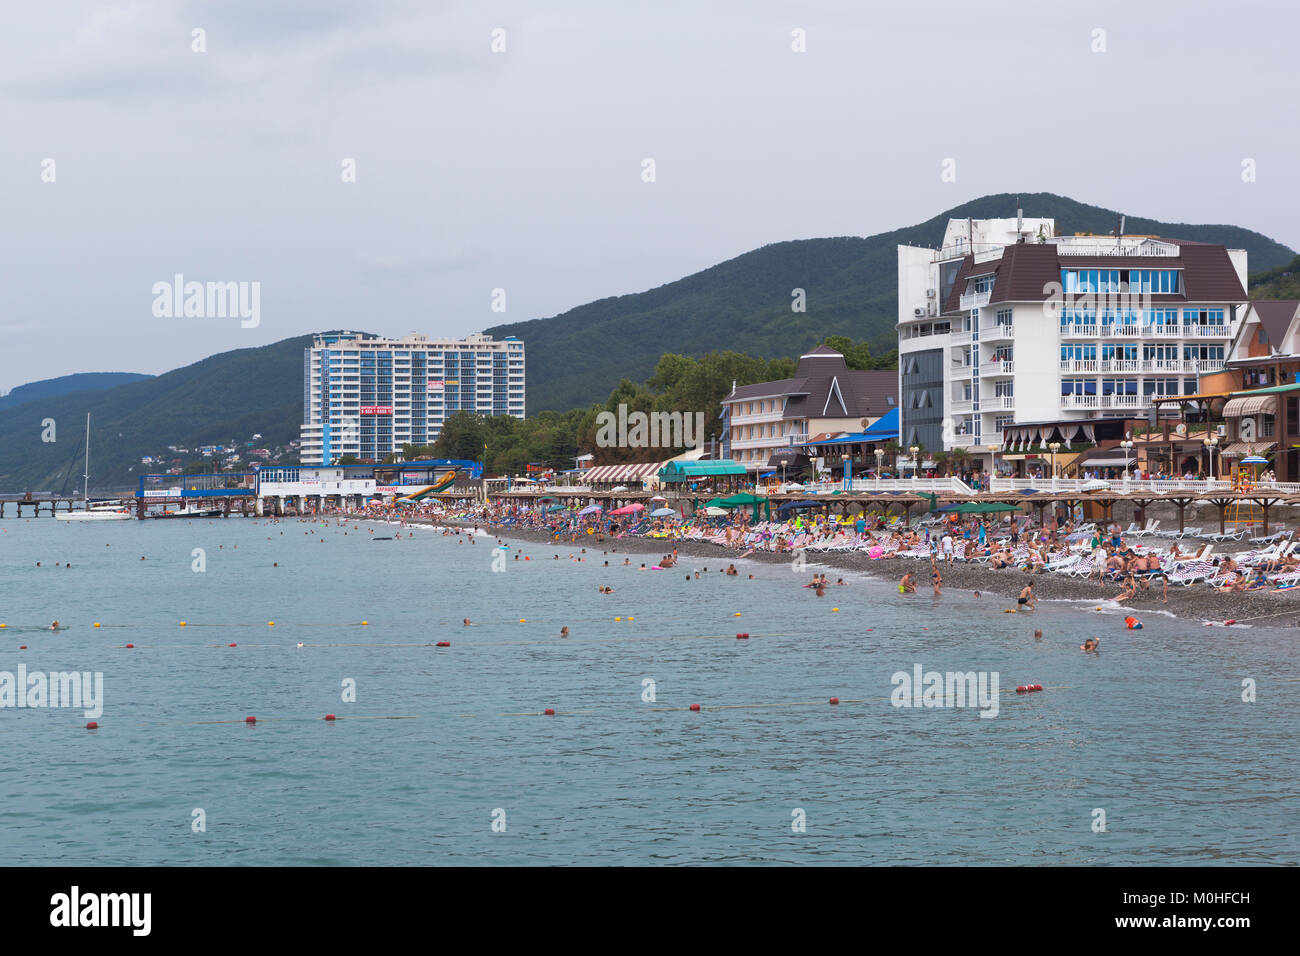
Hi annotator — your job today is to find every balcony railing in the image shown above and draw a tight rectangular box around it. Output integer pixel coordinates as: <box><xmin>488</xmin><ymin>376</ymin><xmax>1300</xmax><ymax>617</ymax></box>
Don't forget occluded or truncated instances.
<box><xmin>1099</xmin><ymin>359</ymin><xmax>1140</xmax><ymax>372</ymax></box>
<box><xmin>1057</xmin><ymin>323</ymin><xmax>1232</xmax><ymax>340</ymax></box>
<box><xmin>1141</xmin><ymin>359</ymin><xmax>1182</xmax><ymax>372</ymax></box>
<box><xmin>1062</xmin><ymin>394</ymin><xmax>1099</xmax><ymax>409</ymax></box>
<box><xmin>951</xmin><ymin>399</ymin><xmax>973</xmax><ymax>414</ymax></box>
<box><xmin>1059</xmin><ymin>359</ymin><xmax>1100</xmax><ymax>373</ymax></box>
<box><xmin>981</xmin><ymin>360</ymin><xmax>1014</xmax><ymax>375</ymax></box>
<box><xmin>1061</xmin><ymin>324</ymin><xmax>1099</xmax><ymax>337</ymax></box>
<box><xmin>982</xmin><ymin>322</ymin><xmax>1014</xmax><ymax>340</ymax></box>
<box><xmin>959</xmin><ymin>290</ymin><xmax>992</xmax><ymax>310</ymax></box>
<box><xmin>1100</xmin><ymin>324</ymin><xmax>1142</xmax><ymax>338</ymax></box>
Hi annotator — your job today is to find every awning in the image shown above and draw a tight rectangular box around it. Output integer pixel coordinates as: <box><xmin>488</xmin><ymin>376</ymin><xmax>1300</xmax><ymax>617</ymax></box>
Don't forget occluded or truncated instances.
<box><xmin>1220</xmin><ymin>442</ymin><xmax>1276</xmax><ymax>459</ymax></box>
<box><xmin>1078</xmin><ymin>453</ymin><xmax>1134</xmax><ymax>467</ymax></box>
<box><xmin>861</xmin><ymin>408</ymin><xmax>900</xmax><ymax>440</ymax></box>
<box><xmin>581</xmin><ymin>461</ymin><xmax>666</xmax><ymax>484</ymax></box>
<box><xmin>1222</xmin><ymin>395</ymin><xmax>1278</xmax><ymax>418</ymax></box>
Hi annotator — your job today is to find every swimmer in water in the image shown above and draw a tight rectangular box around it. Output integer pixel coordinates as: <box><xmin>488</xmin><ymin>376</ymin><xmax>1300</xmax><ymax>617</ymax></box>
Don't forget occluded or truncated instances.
<box><xmin>1081</xmin><ymin>637</ymin><xmax>1100</xmax><ymax>652</ymax></box>
<box><xmin>463</xmin><ymin>618</ymin><xmax>471</xmax><ymax>626</ymax></box>
<box><xmin>560</xmin><ymin>626</ymin><xmax>569</xmax><ymax>638</ymax></box>
<box><xmin>50</xmin><ymin>620</ymin><xmax>60</xmax><ymax>630</ymax></box>
<box><xmin>1033</xmin><ymin>629</ymin><xmax>1043</xmax><ymax>640</ymax></box>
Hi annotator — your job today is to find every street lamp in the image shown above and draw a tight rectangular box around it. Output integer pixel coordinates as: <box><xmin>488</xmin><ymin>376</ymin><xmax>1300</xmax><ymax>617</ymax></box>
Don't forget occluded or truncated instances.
<box><xmin>1120</xmin><ymin>439</ymin><xmax>1134</xmax><ymax>477</ymax></box>
<box><xmin>909</xmin><ymin>446</ymin><xmax>920</xmax><ymax>476</ymax></box>
<box><xmin>841</xmin><ymin>454</ymin><xmax>851</xmax><ymax>491</ymax></box>
<box><xmin>1048</xmin><ymin>442</ymin><xmax>1061</xmax><ymax>477</ymax></box>
<box><xmin>1204</xmin><ymin>434</ymin><xmax>1219</xmax><ymax>482</ymax></box>
<box><xmin>875</xmin><ymin>448</ymin><xmax>884</xmax><ymax>481</ymax></box>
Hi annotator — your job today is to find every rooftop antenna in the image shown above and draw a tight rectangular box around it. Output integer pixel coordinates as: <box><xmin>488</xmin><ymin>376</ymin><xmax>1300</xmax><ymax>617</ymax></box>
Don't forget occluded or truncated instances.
<box><xmin>1016</xmin><ymin>198</ymin><xmax>1024</xmax><ymax>242</ymax></box>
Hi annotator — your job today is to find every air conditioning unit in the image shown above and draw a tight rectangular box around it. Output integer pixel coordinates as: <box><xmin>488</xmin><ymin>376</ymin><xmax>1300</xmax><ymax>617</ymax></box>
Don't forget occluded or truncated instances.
<box><xmin>926</xmin><ymin>289</ymin><xmax>936</xmax><ymax>298</ymax></box>
<box><xmin>913</xmin><ymin>308</ymin><xmax>924</xmax><ymax>317</ymax></box>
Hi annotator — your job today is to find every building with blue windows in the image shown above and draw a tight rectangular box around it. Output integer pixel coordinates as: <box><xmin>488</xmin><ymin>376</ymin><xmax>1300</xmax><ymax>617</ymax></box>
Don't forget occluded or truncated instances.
<box><xmin>300</xmin><ymin>331</ymin><xmax>524</xmax><ymax>465</ymax></box>
<box><xmin>897</xmin><ymin>214</ymin><xmax>1250</xmax><ymax>473</ymax></box>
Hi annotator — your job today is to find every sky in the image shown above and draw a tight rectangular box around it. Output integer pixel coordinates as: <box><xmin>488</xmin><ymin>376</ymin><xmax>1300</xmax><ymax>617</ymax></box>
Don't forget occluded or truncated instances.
<box><xmin>2</xmin><ymin>0</ymin><xmax>1297</xmax><ymax>392</ymax></box>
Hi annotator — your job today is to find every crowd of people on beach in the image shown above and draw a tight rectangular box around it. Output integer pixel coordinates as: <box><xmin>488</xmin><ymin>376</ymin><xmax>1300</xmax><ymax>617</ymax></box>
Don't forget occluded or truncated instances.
<box><xmin>365</xmin><ymin>496</ymin><xmax>1300</xmax><ymax>609</ymax></box>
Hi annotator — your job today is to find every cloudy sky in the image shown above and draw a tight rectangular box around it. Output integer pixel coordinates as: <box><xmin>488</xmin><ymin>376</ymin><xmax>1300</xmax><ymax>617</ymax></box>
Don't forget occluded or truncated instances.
<box><xmin>2</xmin><ymin>0</ymin><xmax>1296</xmax><ymax>391</ymax></box>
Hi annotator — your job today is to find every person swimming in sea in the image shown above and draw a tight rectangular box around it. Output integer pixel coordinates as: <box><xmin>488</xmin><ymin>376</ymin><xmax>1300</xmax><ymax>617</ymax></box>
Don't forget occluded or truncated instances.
<box><xmin>1081</xmin><ymin>637</ymin><xmax>1100</xmax><ymax>652</ymax></box>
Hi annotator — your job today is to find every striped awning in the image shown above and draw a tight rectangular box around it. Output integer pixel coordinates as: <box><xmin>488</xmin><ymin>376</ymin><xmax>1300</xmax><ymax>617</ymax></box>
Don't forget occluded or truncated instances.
<box><xmin>1222</xmin><ymin>395</ymin><xmax>1278</xmax><ymax>417</ymax></box>
<box><xmin>1220</xmin><ymin>442</ymin><xmax>1275</xmax><ymax>459</ymax></box>
<box><xmin>581</xmin><ymin>461</ymin><xmax>665</xmax><ymax>484</ymax></box>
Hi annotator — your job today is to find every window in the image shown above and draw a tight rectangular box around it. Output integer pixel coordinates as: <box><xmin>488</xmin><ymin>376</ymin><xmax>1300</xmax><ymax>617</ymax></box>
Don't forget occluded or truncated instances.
<box><xmin>1061</xmin><ymin>379</ymin><xmax>1095</xmax><ymax>396</ymax></box>
<box><xmin>995</xmin><ymin>309</ymin><xmax>1013</xmax><ymax>326</ymax></box>
<box><xmin>1183</xmin><ymin>309</ymin><xmax>1226</xmax><ymax>326</ymax></box>
<box><xmin>973</xmin><ymin>274</ymin><xmax>996</xmax><ymax>294</ymax></box>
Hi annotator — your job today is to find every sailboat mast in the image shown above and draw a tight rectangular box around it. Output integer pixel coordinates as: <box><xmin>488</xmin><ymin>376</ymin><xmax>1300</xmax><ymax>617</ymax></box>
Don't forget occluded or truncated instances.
<box><xmin>84</xmin><ymin>412</ymin><xmax>91</xmax><ymax>503</ymax></box>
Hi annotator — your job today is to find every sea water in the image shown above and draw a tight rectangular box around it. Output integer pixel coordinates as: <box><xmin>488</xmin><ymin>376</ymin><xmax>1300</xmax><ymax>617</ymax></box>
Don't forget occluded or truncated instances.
<box><xmin>0</xmin><ymin>517</ymin><xmax>1295</xmax><ymax>865</ymax></box>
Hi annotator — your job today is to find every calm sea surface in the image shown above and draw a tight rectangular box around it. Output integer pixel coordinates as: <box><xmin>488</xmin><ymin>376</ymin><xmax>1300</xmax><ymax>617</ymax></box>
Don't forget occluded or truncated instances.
<box><xmin>0</xmin><ymin>516</ymin><xmax>1295</xmax><ymax>865</ymax></box>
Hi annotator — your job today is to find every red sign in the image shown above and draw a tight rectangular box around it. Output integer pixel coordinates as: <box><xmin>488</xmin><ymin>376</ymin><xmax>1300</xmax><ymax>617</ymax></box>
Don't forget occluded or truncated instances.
<box><xmin>360</xmin><ymin>406</ymin><xmax>393</xmax><ymax>416</ymax></box>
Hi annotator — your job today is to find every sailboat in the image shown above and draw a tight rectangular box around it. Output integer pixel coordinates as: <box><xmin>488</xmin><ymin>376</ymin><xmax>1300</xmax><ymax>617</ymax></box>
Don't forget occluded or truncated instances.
<box><xmin>56</xmin><ymin>414</ymin><xmax>132</xmax><ymax>521</ymax></box>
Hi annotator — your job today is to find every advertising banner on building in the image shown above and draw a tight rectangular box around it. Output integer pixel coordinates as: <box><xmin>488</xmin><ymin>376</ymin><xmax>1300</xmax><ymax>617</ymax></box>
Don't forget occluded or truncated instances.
<box><xmin>360</xmin><ymin>406</ymin><xmax>393</xmax><ymax>416</ymax></box>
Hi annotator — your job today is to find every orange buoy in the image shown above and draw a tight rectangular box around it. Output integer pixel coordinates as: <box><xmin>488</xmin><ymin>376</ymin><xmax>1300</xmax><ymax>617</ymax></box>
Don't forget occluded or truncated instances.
<box><xmin>93</xmin><ymin>622</ymin><xmax>101</xmax><ymax>628</ymax></box>
<box><xmin>179</xmin><ymin>621</ymin><xmax>187</xmax><ymax>627</ymax></box>
<box><xmin>267</xmin><ymin>621</ymin><xmax>275</xmax><ymax>627</ymax></box>
<box><xmin>689</xmin><ymin>703</ymin><xmax>701</xmax><ymax>712</ymax></box>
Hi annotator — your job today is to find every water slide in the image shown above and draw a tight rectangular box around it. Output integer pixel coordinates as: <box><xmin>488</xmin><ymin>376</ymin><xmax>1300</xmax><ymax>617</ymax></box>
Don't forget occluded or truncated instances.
<box><xmin>398</xmin><ymin>471</ymin><xmax>457</xmax><ymax>501</ymax></box>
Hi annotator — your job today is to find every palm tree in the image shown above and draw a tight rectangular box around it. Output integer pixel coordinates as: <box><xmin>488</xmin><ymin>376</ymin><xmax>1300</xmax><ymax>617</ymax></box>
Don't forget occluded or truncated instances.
<box><xmin>883</xmin><ymin>440</ymin><xmax>901</xmax><ymax>474</ymax></box>
<box><xmin>932</xmin><ymin>451</ymin><xmax>951</xmax><ymax>476</ymax></box>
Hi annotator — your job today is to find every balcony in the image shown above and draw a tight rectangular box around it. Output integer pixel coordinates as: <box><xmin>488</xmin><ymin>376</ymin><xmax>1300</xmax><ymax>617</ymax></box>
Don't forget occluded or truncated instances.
<box><xmin>981</xmin><ymin>360</ymin><xmax>1014</xmax><ymax>376</ymax></box>
<box><xmin>1059</xmin><ymin>359</ymin><xmax>1099</xmax><ymax>373</ymax></box>
<box><xmin>1146</xmin><ymin>324</ymin><xmax>1182</xmax><ymax>338</ymax></box>
<box><xmin>951</xmin><ymin>399</ymin><xmax>973</xmax><ymax>414</ymax></box>
<box><xmin>1185</xmin><ymin>324</ymin><xmax>1231</xmax><ymax>338</ymax></box>
<box><xmin>1100</xmin><ymin>324</ymin><xmax>1142</xmax><ymax>338</ymax></box>
<box><xmin>1100</xmin><ymin>394</ymin><xmax>1149</xmax><ymax>410</ymax></box>
<box><xmin>982</xmin><ymin>322</ymin><xmax>1015</xmax><ymax>341</ymax></box>
<box><xmin>1141</xmin><ymin>359</ymin><xmax>1182</xmax><ymax>373</ymax></box>
<box><xmin>959</xmin><ymin>290</ymin><xmax>992</xmax><ymax>311</ymax></box>
<box><xmin>1062</xmin><ymin>394</ymin><xmax>1099</xmax><ymax>409</ymax></box>
<box><xmin>1099</xmin><ymin>359</ymin><xmax>1140</xmax><ymax>373</ymax></box>
<box><xmin>951</xmin><ymin>433</ymin><xmax>977</xmax><ymax>448</ymax></box>
<box><xmin>1061</xmin><ymin>324</ymin><xmax>1099</xmax><ymax>338</ymax></box>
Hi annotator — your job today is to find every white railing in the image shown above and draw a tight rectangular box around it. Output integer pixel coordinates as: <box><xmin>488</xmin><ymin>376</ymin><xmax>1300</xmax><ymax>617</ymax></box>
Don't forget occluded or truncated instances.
<box><xmin>1146</xmin><ymin>324</ymin><xmax>1182</xmax><ymax>338</ymax></box>
<box><xmin>997</xmin><ymin>395</ymin><xmax>1015</xmax><ymax>409</ymax></box>
<box><xmin>1060</xmin><ymin>359</ymin><xmax>1100</xmax><ymax>373</ymax></box>
<box><xmin>1061</xmin><ymin>324</ymin><xmax>1099</xmax><ymax>337</ymax></box>
<box><xmin>831</xmin><ymin>476</ymin><xmax>976</xmax><ymax>495</ymax></box>
<box><xmin>1100</xmin><ymin>359</ymin><xmax>1140</xmax><ymax>372</ymax></box>
<box><xmin>983</xmin><ymin>323</ymin><xmax>1015</xmax><ymax>340</ymax></box>
<box><xmin>951</xmin><ymin>399</ymin><xmax>973</xmax><ymax>413</ymax></box>
<box><xmin>951</xmin><ymin>433</ymin><xmax>977</xmax><ymax>447</ymax></box>
<box><xmin>1101</xmin><ymin>324</ymin><xmax>1142</xmax><ymax>338</ymax></box>
<box><xmin>1101</xmin><ymin>394</ymin><xmax>1146</xmax><ymax>409</ymax></box>
<box><xmin>1141</xmin><ymin>359</ymin><xmax>1182</xmax><ymax>372</ymax></box>
<box><xmin>1186</xmin><ymin>325</ymin><xmax>1230</xmax><ymax>338</ymax></box>
<box><xmin>1063</xmin><ymin>394</ymin><xmax>1099</xmax><ymax>408</ymax></box>
<box><xmin>982</xmin><ymin>360</ymin><xmax>1014</xmax><ymax>375</ymax></box>
<box><xmin>960</xmin><ymin>290</ymin><xmax>992</xmax><ymax>310</ymax></box>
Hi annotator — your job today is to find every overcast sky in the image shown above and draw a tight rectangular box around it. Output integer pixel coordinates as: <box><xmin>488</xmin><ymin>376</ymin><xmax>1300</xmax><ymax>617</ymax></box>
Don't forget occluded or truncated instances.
<box><xmin>2</xmin><ymin>0</ymin><xmax>1296</xmax><ymax>391</ymax></box>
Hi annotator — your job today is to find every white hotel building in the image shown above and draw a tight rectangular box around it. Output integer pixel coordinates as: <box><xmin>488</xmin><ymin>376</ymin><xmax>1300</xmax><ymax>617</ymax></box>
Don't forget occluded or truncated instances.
<box><xmin>300</xmin><ymin>331</ymin><xmax>525</xmax><ymax>465</ymax></box>
<box><xmin>897</xmin><ymin>216</ymin><xmax>1250</xmax><ymax>471</ymax></box>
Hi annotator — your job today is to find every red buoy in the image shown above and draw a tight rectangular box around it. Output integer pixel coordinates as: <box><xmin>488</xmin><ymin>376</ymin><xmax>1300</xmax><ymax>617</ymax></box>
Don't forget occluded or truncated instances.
<box><xmin>245</xmin><ymin>716</ymin><xmax>256</xmax><ymax>723</ymax></box>
<box><xmin>689</xmin><ymin>703</ymin><xmax>701</xmax><ymax>712</ymax></box>
<box><xmin>324</xmin><ymin>714</ymin><xmax>336</xmax><ymax>721</ymax></box>
<box><xmin>436</xmin><ymin>641</ymin><xmax>450</xmax><ymax>647</ymax></box>
<box><xmin>229</xmin><ymin>643</ymin><xmax>237</xmax><ymax>647</ymax></box>
<box><xmin>1016</xmin><ymin>685</ymin><xmax>1028</xmax><ymax>693</ymax></box>
<box><xmin>543</xmin><ymin>708</ymin><xmax>555</xmax><ymax>716</ymax></box>
<box><xmin>125</xmin><ymin>643</ymin><xmax>134</xmax><ymax>648</ymax></box>
<box><xmin>1033</xmin><ymin>684</ymin><xmax>1044</xmax><ymax>692</ymax></box>
<box><xmin>19</xmin><ymin>645</ymin><xmax>26</xmax><ymax>650</ymax></box>
<box><xmin>829</xmin><ymin>697</ymin><xmax>840</xmax><ymax>705</ymax></box>
<box><xmin>1224</xmin><ymin>619</ymin><xmax>1237</xmax><ymax>625</ymax></box>
<box><xmin>736</xmin><ymin>633</ymin><xmax>748</xmax><ymax>639</ymax></box>
<box><xmin>85</xmin><ymin>722</ymin><xmax>99</xmax><ymax>730</ymax></box>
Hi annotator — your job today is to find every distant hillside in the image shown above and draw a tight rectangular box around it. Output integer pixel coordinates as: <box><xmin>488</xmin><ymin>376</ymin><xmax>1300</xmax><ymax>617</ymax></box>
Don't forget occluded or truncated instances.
<box><xmin>1249</xmin><ymin>253</ymin><xmax>1300</xmax><ymax>299</ymax></box>
<box><xmin>0</xmin><ymin>336</ymin><xmax>312</xmax><ymax>493</ymax></box>
<box><xmin>488</xmin><ymin>192</ymin><xmax>1297</xmax><ymax>412</ymax></box>
<box><xmin>0</xmin><ymin>372</ymin><xmax>153</xmax><ymax>411</ymax></box>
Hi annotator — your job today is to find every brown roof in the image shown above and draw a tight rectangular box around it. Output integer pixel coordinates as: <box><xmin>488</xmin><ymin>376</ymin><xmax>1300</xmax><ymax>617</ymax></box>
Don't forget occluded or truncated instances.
<box><xmin>723</xmin><ymin>352</ymin><xmax>898</xmax><ymax>420</ymax></box>
<box><xmin>1250</xmin><ymin>300</ymin><xmax>1299</xmax><ymax>348</ymax></box>
<box><xmin>942</xmin><ymin>238</ymin><xmax>1248</xmax><ymax>314</ymax></box>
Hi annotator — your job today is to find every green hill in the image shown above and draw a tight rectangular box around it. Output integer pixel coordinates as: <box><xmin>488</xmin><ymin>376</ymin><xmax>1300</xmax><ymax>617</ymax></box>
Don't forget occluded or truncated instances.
<box><xmin>0</xmin><ymin>336</ymin><xmax>312</xmax><ymax>494</ymax></box>
<box><xmin>1248</xmin><ymin>253</ymin><xmax>1300</xmax><ymax>299</ymax></box>
<box><xmin>0</xmin><ymin>372</ymin><xmax>154</xmax><ymax>411</ymax></box>
<box><xmin>488</xmin><ymin>192</ymin><xmax>1296</xmax><ymax>413</ymax></box>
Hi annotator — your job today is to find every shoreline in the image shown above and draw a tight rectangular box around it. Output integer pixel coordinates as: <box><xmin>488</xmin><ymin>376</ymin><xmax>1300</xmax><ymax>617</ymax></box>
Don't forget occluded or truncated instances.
<box><xmin>381</xmin><ymin>515</ymin><xmax>1300</xmax><ymax>628</ymax></box>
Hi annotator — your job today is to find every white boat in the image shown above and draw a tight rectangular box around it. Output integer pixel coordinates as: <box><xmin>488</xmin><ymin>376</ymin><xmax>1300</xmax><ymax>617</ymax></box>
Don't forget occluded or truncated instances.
<box><xmin>56</xmin><ymin>414</ymin><xmax>132</xmax><ymax>521</ymax></box>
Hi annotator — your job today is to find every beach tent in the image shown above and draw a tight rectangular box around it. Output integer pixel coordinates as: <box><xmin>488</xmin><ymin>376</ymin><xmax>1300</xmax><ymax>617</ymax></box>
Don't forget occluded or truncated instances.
<box><xmin>777</xmin><ymin>500</ymin><xmax>822</xmax><ymax>514</ymax></box>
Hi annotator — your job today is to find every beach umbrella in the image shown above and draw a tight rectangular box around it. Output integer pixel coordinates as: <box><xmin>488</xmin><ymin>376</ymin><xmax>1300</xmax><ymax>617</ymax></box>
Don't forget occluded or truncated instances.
<box><xmin>577</xmin><ymin>504</ymin><xmax>602</xmax><ymax>516</ymax></box>
<box><xmin>704</xmin><ymin>506</ymin><xmax>728</xmax><ymax>516</ymax></box>
<box><xmin>609</xmin><ymin>503</ymin><xmax>645</xmax><ymax>516</ymax></box>
<box><xmin>1240</xmin><ymin>455</ymin><xmax>1269</xmax><ymax>466</ymax></box>
<box><xmin>650</xmin><ymin>507</ymin><xmax>676</xmax><ymax>517</ymax></box>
